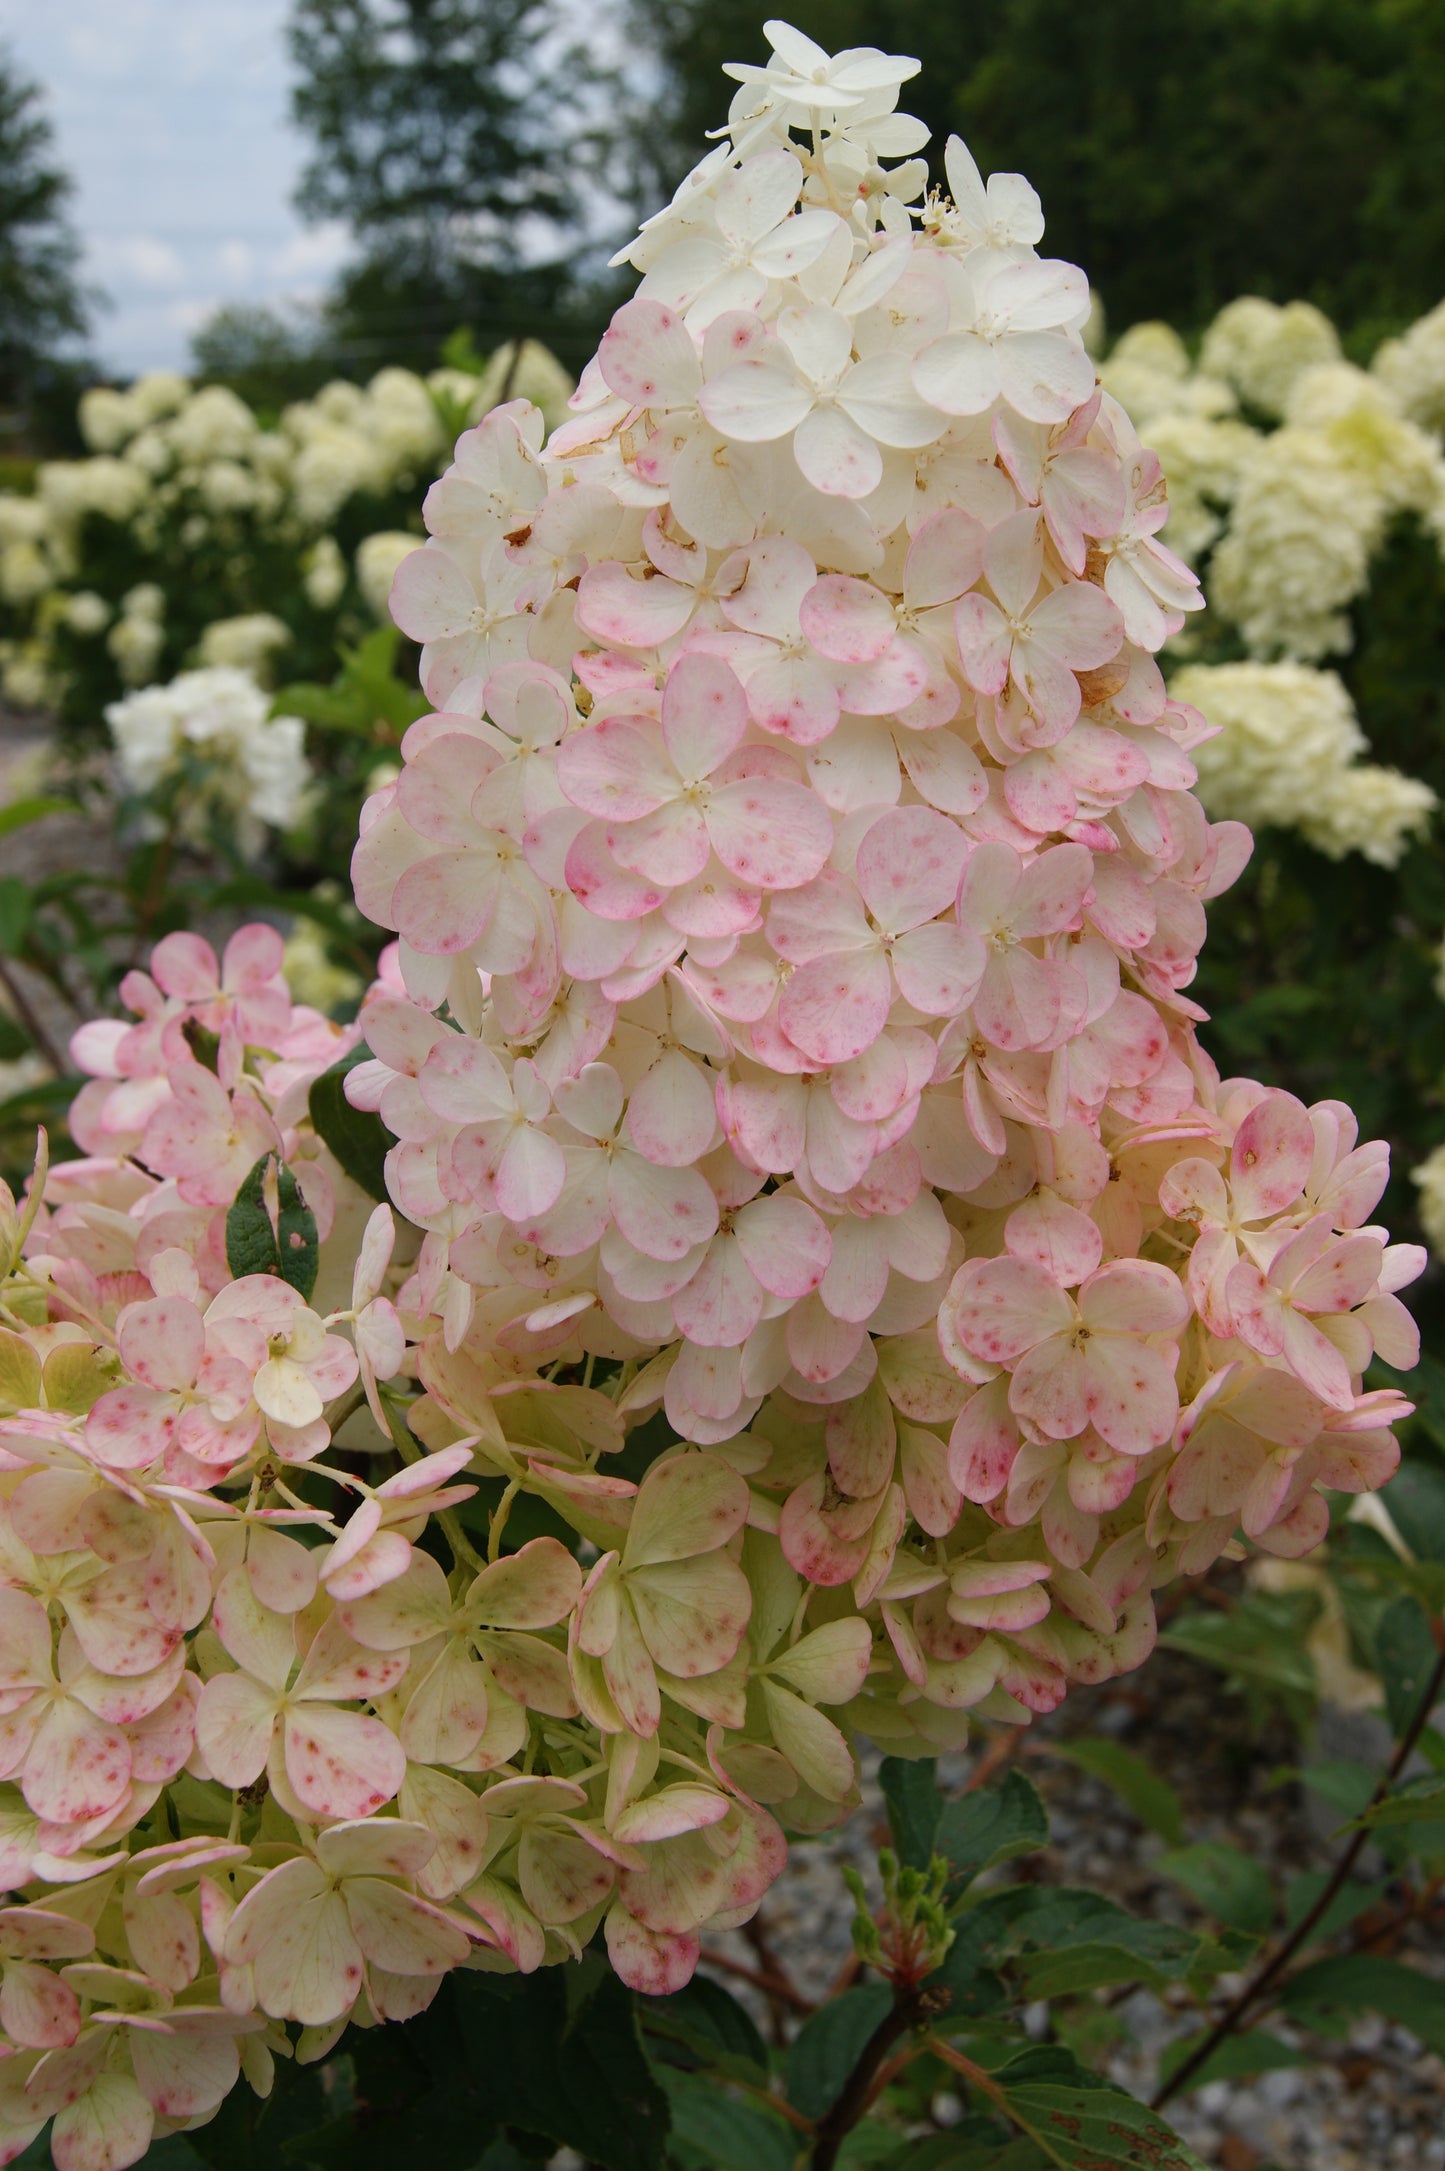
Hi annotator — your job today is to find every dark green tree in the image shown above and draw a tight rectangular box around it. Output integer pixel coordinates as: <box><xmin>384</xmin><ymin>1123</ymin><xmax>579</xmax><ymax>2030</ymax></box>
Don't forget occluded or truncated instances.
<box><xmin>189</xmin><ymin>301</ymin><xmax>336</xmax><ymax>415</ymax></box>
<box><xmin>288</xmin><ymin>0</ymin><xmax>606</xmax><ymax>372</ymax></box>
<box><xmin>0</xmin><ymin>49</ymin><xmax>90</xmax><ymax>430</ymax></box>
<box><xmin>621</xmin><ymin>0</ymin><xmax>1445</xmax><ymax>343</ymax></box>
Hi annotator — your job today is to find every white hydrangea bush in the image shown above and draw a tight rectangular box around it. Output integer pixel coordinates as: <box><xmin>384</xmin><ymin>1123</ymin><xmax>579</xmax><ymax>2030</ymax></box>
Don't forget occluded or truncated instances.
<box><xmin>0</xmin><ymin>346</ymin><xmax>576</xmax><ymax>721</ymax></box>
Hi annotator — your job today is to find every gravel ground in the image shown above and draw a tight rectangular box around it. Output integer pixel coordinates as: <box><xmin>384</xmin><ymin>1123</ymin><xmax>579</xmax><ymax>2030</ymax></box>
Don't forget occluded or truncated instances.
<box><xmin>702</xmin><ymin>1648</ymin><xmax>1445</xmax><ymax>2170</ymax></box>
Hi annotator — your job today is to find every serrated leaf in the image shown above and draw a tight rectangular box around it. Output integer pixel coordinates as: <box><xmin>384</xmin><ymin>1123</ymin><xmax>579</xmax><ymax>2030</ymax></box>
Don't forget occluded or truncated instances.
<box><xmin>982</xmin><ymin>2044</ymin><xmax>1209</xmax><ymax>2169</ymax></box>
<box><xmin>659</xmin><ymin>2070</ymin><xmax>793</xmax><ymax>2171</ymax></box>
<box><xmin>1046</xmin><ymin>1738</ymin><xmax>1185</xmax><ymax>1845</ymax></box>
<box><xmin>934</xmin><ymin>1770</ymin><xmax>1049</xmax><ymax>1889</ymax></box>
<box><xmin>1155</xmin><ymin>2028</ymin><xmax>1311</xmax><ymax>2093</ymax></box>
<box><xmin>879</xmin><ymin>1756</ymin><xmax>942</xmax><ymax>1871</ymax></box>
<box><xmin>1281</xmin><ymin>1953</ymin><xmax>1445</xmax><ymax>2053</ymax></box>
<box><xmin>225</xmin><ymin>1154</ymin><xmax>319</xmax><ymax>1300</ymax></box>
<box><xmin>1156</xmin><ymin>1842</ymin><xmax>1274</xmax><ymax>1934</ymax></box>
<box><xmin>785</xmin><ymin>1979</ymin><xmax>893</xmax><ymax>2120</ymax></box>
<box><xmin>1009</xmin><ymin>1891</ymin><xmax>1203</xmax><ymax>1999</ymax></box>
<box><xmin>309</xmin><ymin>1045</ymin><xmax>394</xmax><ymax>1201</ymax></box>
<box><xmin>1351</xmin><ymin>1772</ymin><xmax>1445</xmax><ymax>1829</ymax></box>
<box><xmin>1381</xmin><ymin>1458</ymin><xmax>1445</xmax><ymax>1563</ymax></box>
<box><xmin>644</xmin><ymin>1974</ymin><xmax>769</xmax><ymax>2080</ymax></box>
<box><xmin>1373</xmin><ymin>1594</ymin><xmax>1440</xmax><ymax>1736</ymax></box>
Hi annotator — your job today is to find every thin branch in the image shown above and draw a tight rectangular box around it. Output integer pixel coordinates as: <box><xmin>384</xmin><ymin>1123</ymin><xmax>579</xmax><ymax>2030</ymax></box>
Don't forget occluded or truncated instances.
<box><xmin>1153</xmin><ymin>1630</ymin><xmax>1445</xmax><ymax>2109</ymax></box>
<box><xmin>698</xmin><ymin>1945</ymin><xmax>816</xmax><ymax>2017</ymax></box>
<box><xmin>0</xmin><ymin>956</ymin><xmax>69</xmax><ymax>1077</ymax></box>
<box><xmin>810</xmin><ymin>1984</ymin><xmax>949</xmax><ymax>2171</ymax></box>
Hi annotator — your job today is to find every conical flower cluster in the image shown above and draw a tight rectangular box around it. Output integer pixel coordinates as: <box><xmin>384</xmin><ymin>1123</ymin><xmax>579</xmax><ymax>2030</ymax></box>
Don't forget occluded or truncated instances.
<box><xmin>0</xmin><ymin>25</ymin><xmax>1420</xmax><ymax>2169</ymax></box>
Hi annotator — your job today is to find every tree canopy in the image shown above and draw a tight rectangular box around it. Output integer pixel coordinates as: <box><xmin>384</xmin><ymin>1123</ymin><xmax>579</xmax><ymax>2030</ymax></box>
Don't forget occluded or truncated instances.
<box><xmin>621</xmin><ymin>0</ymin><xmax>1445</xmax><ymax>342</ymax></box>
<box><xmin>0</xmin><ymin>48</ymin><xmax>89</xmax><ymax>421</ymax></box>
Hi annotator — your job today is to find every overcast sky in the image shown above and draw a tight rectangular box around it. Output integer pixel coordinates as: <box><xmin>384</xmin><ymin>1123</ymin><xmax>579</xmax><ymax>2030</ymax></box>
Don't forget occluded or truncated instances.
<box><xmin>0</xmin><ymin>0</ymin><xmax>352</xmax><ymax>378</ymax></box>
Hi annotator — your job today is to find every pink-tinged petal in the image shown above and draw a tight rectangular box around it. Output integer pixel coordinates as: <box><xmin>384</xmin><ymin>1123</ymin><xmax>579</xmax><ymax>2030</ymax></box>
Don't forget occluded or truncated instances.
<box><xmin>798</xmin><ymin>576</ymin><xmax>895</xmax><ymax>664</ymax></box>
<box><xmin>0</xmin><ymin>1961</ymin><xmax>81</xmax><ymax>2050</ymax></box>
<box><xmin>1078</xmin><ymin>1259</ymin><xmax>1189</xmax><ymax>1337</ymax></box>
<box><xmin>672</xmin><ymin>1236</ymin><xmax>766</xmax><ymax>1346</ymax></box>
<box><xmin>705</xmin><ymin>778</ymin><xmax>832</xmax><ymax>891</ymax></box>
<box><xmin>1007</xmin><ymin>1192</ymin><xmax>1103</xmax><ymax>1286</ymax></box>
<box><xmin>952</xmin><ymin>593</ymin><xmax>1011</xmax><ymax>694</ymax></box>
<box><xmin>855</xmin><ymin>805</ymin><xmax>970</xmax><ymax>932</ymax></box>
<box><xmin>974</xmin><ymin>948</ymin><xmax>1063</xmax><ymax>1052</ymax></box>
<box><xmin>745</xmin><ymin>652</ymin><xmax>841</xmax><ymax>744</ymax></box>
<box><xmin>565</xmin><ymin>825</ymin><xmax>667</xmax><ymax>921</ymax></box>
<box><xmin>1292</xmin><ymin>1234</ymin><xmax>1384</xmax><ymax>1315</ymax></box>
<box><xmin>390</xmin><ymin>544</ymin><xmax>476</xmax><ymax>643</ymax></box>
<box><xmin>1079</xmin><ymin>1336</ymin><xmax>1180</xmax><ymax>1453</ymax></box>
<box><xmin>699</xmin><ymin>360</ymin><xmax>811</xmax><ymax>441</ymax></box>
<box><xmin>610</xmin><ymin>799</ymin><xmax>711</xmax><ymax>886</ymax></box>
<box><xmin>391</xmin><ymin>850</ymin><xmax>499</xmax><ymax>956</ymax></box>
<box><xmin>1012</xmin><ymin>842</ymin><xmax>1095</xmax><ymax>937</ymax></box>
<box><xmin>1010</xmin><ymin>641</ymin><xmax>1080</xmax><ymax>733</ymax></box>
<box><xmin>1009</xmin><ymin>1334</ymin><xmax>1090</xmax><ymax>1440</ymax></box>
<box><xmin>912</xmin><ymin>331</ymin><xmax>999</xmax><ymax>417</ymax></box>
<box><xmin>1029</xmin><ymin>579</ymin><xmax>1124</xmax><ymax>671</ymax></box>
<box><xmin>598</xmin><ymin>297</ymin><xmax>701</xmax><ymax>407</ymax></box>
<box><xmin>575</xmin><ymin>562</ymin><xmax>695</xmax><ymax>649</ymax></box>
<box><xmin>779</xmin><ymin>949</ymin><xmax>892</xmax><ymax>1066</ymax></box>
<box><xmin>941</xmin><ymin>1256</ymin><xmax>1073</xmax><ymax>1365</ymax></box>
<box><xmin>792</xmin><ymin>404</ymin><xmax>883</xmax><ymax>499</ymax></box>
<box><xmin>948</xmin><ymin>1378</ymin><xmax>1019</xmax><ymax>1502</ymax></box>
<box><xmin>891</xmin><ymin>923</ymin><xmax>985</xmax><ymax>1016</ymax></box>
<box><xmin>282</xmin><ymin>1705</ymin><xmax>405</xmax><ymax>1820</ymax></box>
<box><xmin>661</xmin><ymin>653</ymin><xmax>749</xmax><ymax>777</ymax></box>
<box><xmin>610</xmin><ymin>1154</ymin><xmax>719</xmax><ymax>1261</ymax></box>
<box><xmin>624</xmin><ymin>1451</ymin><xmax>750</xmax><ymax>1569</ymax></box>
<box><xmin>898</xmin><ymin>730</ymin><xmax>988</xmax><ymax>818</ymax></box>
<box><xmin>905</xmin><ymin>507</ymin><xmax>988</xmax><ymax>610</ymax></box>
<box><xmin>22</xmin><ymin>1698</ymin><xmax>132</xmax><ymax>1825</ymax></box>
<box><xmin>557</xmin><ymin>717</ymin><xmax>676</xmax><ymax>821</ymax></box>
<box><xmin>778</xmin><ymin>1471</ymin><xmax>872</xmax><ymax>1586</ymax></box>
<box><xmin>625</xmin><ymin>1050</ymin><xmax>719</xmax><ymax>1168</ymax></box>
<box><xmin>116</xmin><ymin>1296</ymin><xmax>204</xmax><ymax>1394</ymax></box>
<box><xmin>734</xmin><ymin>1194</ymin><xmax>831</xmax><ymax>1300</ymax></box>
<box><xmin>995</xmin><ymin>329</ymin><xmax>1094</xmax><ymax>423</ymax></box>
<box><xmin>1229</xmin><ymin>1092</ymin><xmax>1315</xmax><ymax>1223</ymax></box>
<box><xmin>195</xmin><ymin>1672</ymin><xmax>276</xmax><ymax>1787</ymax></box>
<box><xmin>605</xmin><ymin>1904</ymin><xmax>699</xmax><ymax>1995</ymax></box>
<box><xmin>767</xmin><ymin>869</ymin><xmax>870</xmax><ymax>962</ymax></box>
<box><xmin>226</xmin><ymin>1856</ymin><xmax>363</xmax><ymax>2025</ymax></box>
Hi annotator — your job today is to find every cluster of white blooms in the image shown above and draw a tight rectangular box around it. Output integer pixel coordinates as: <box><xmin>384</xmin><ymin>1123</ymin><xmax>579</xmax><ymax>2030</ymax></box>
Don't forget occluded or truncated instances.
<box><xmin>1374</xmin><ymin>298</ymin><xmax>1445</xmax><ymax>435</ymax></box>
<box><xmin>105</xmin><ymin>665</ymin><xmax>313</xmax><ymax>861</ymax></box>
<box><xmin>0</xmin><ymin>347</ymin><xmax>576</xmax><ymax>713</ymax></box>
<box><xmin>1093</xmin><ymin>298</ymin><xmax>1445</xmax><ymax>873</ymax></box>
<box><xmin>1171</xmin><ymin>662</ymin><xmax>1436</xmax><ymax>868</ymax></box>
<box><xmin>1198</xmin><ymin>297</ymin><xmax>1342</xmax><ymax>419</ymax></box>
<box><xmin>195</xmin><ymin>611</ymin><xmax>293</xmax><ymax>680</ymax></box>
<box><xmin>1412</xmin><ymin>1141</ymin><xmax>1445</xmax><ymax>1254</ymax></box>
<box><xmin>356</xmin><ymin>531</ymin><xmax>423</xmax><ymax>621</ymax></box>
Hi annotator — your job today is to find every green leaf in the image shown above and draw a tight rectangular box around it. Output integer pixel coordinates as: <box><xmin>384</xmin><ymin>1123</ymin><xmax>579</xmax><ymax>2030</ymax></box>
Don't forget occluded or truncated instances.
<box><xmin>659</xmin><ymin>2070</ymin><xmax>794</xmax><ymax>2171</ymax></box>
<box><xmin>643</xmin><ymin>1974</ymin><xmax>769</xmax><ymax>2081</ymax></box>
<box><xmin>1156</xmin><ymin>1842</ymin><xmax>1274</xmax><ymax>1934</ymax></box>
<box><xmin>1160</xmin><ymin>1590</ymin><xmax>1320</xmax><ymax>1720</ymax></box>
<box><xmin>1045</xmin><ymin>1738</ymin><xmax>1185</xmax><ymax>1845</ymax></box>
<box><xmin>1281</xmin><ymin>1953</ymin><xmax>1445</xmax><ymax>2054</ymax></box>
<box><xmin>983</xmin><ymin>2044</ymin><xmax>1209</xmax><ymax>2169</ymax></box>
<box><xmin>1007</xmin><ymin>1890</ymin><xmax>1203</xmax><ymax>2000</ymax></box>
<box><xmin>785</xmin><ymin>1979</ymin><xmax>893</xmax><ymax>2120</ymax></box>
<box><xmin>1380</xmin><ymin>1457</ymin><xmax>1445</xmax><ymax>1562</ymax></box>
<box><xmin>225</xmin><ymin>1154</ymin><xmax>319</xmax><ymax>1300</ymax></box>
<box><xmin>934</xmin><ymin>1769</ymin><xmax>1049</xmax><ymax>1889</ymax></box>
<box><xmin>0</xmin><ymin>877</ymin><xmax>32</xmax><ymax>954</ymax></box>
<box><xmin>0</xmin><ymin>796</ymin><xmax>73</xmax><ymax>840</ymax></box>
<box><xmin>1351</xmin><ymin>1772</ymin><xmax>1445</xmax><ymax>1829</ymax></box>
<box><xmin>308</xmin><ymin>1045</ymin><xmax>395</xmax><ymax>1201</ymax></box>
<box><xmin>1289</xmin><ymin>1759</ymin><xmax>1377</xmax><ymax>1822</ymax></box>
<box><xmin>1282</xmin><ymin>1871</ymin><xmax>1388</xmax><ymax>1942</ymax></box>
<box><xmin>1155</xmin><ymin>2029</ymin><xmax>1311</xmax><ymax>2094</ymax></box>
<box><xmin>879</xmin><ymin>1756</ymin><xmax>942</xmax><ymax>1870</ymax></box>
<box><xmin>1373</xmin><ymin>1594</ymin><xmax>1441</xmax><ymax>1736</ymax></box>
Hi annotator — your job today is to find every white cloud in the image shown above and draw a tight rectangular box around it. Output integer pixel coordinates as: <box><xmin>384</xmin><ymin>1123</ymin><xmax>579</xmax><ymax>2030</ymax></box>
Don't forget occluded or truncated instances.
<box><xmin>95</xmin><ymin>234</ymin><xmax>186</xmax><ymax>288</ymax></box>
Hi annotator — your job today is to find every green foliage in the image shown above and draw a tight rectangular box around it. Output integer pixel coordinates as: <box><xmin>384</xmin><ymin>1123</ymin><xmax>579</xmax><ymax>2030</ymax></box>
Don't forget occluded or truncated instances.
<box><xmin>1156</xmin><ymin>1843</ymin><xmax>1275</xmax><ymax>1936</ymax></box>
<box><xmin>621</xmin><ymin>0</ymin><xmax>1445</xmax><ymax>342</ymax></box>
<box><xmin>309</xmin><ymin>1044</ymin><xmax>396</xmax><ymax>1200</ymax></box>
<box><xmin>1042</xmin><ymin>1740</ymin><xmax>1185</xmax><ymax>1846</ymax></box>
<box><xmin>0</xmin><ymin>49</ymin><xmax>90</xmax><ymax>420</ymax></box>
<box><xmin>786</xmin><ymin>1981</ymin><xmax>894</xmax><ymax>2118</ymax></box>
<box><xmin>225</xmin><ymin>1153</ymin><xmax>321</xmax><ymax>1300</ymax></box>
<box><xmin>880</xmin><ymin>1756</ymin><xmax>944</xmax><ymax>1870</ymax></box>
<box><xmin>931</xmin><ymin>1771</ymin><xmax>1051</xmax><ymax>1890</ymax></box>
